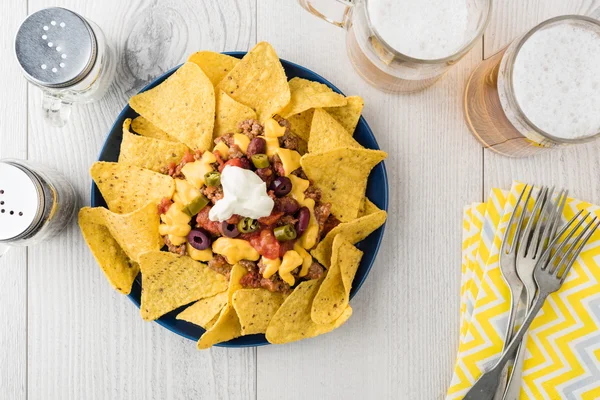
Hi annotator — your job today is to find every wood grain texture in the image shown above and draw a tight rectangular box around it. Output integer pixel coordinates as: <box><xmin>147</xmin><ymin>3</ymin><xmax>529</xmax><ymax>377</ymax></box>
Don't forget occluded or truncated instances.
<box><xmin>0</xmin><ymin>1</ymin><xmax>27</xmax><ymax>399</ymax></box>
<box><xmin>483</xmin><ymin>0</ymin><xmax>600</xmax><ymax>57</ymax></box>
<box><xmin>256</xmin><ymin>2</ymin><xmax>483</xmax><ymax>399</ymax></box>
<box><xmin>25</xmin><ymin>1</ymin><xmax>256</xmax><ymax>399</ymax></box>
<box><xmin>2</xmin><ymin>0</ymin><xmax>598</xmax><ymax>399</ymax></box>
<box><xmin>483</xmin><ymin>0</ymin><xmax>600</xmax><ymax>205</ymax></box>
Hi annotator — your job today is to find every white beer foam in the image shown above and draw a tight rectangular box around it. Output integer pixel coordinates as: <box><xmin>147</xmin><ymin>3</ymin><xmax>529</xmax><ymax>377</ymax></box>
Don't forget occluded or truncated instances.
<box><xmin>368</xmin><ymin>0</ymin><xmax>469</xmax><ymax>60</ymax></box>
<box><xmin>512</xmin><ymin>21</ymin><xmax>600</xmax><ymax>139</ymax></box>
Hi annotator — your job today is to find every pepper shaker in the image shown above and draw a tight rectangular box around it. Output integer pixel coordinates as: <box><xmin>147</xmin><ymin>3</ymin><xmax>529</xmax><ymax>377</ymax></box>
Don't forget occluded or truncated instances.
<box><xmin>0</xmin><ymin>160</ymin><xmax>77</xmax><ymax>256</ymax></box>
<box><xmin>14</xmin><ymin>7</ymin><xmax>116</xmax><ymax>127</ymax></box>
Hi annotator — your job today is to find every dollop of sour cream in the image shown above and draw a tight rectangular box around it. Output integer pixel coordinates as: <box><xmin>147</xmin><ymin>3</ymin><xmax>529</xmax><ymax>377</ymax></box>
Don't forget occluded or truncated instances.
<box><xmin>209</xmin><ymin>166</ymin><xmax>274</xmax><ymax>222</ymax></box>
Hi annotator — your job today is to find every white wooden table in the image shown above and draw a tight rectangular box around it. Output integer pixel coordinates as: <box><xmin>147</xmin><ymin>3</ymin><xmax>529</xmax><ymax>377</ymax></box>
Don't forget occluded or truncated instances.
<box><xmin>1</xmin><ymin>1</ymin><xmax>600</xmax><ymax>399</ymax></box>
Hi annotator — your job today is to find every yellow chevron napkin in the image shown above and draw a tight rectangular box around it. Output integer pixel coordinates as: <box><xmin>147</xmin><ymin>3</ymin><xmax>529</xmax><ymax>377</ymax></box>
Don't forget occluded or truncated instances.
<box><xmin>448</xmin><ymin>182</ymin><xmax>600</xmax><ymax>400</ymax></box>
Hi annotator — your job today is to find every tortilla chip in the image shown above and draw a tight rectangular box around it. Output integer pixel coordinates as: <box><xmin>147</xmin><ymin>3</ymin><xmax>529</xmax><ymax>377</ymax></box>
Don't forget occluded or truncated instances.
<box><xmin>131</xmin><ymin>116</ymin><xmax>177</xmax><ymax>142</ymax></box>
<box><xmin>119</xmin><ymin>119</ymin><xmax>189</xmax><ymax>173</ymax></box>
<box><xmin>188</xmin><ymin>51</ymin><xmax>240</xmax><ymax>87</ymax></box>
<box><xmin>177</xmin><ymin>291</ymin><xmax>228</xmax><ymax>329</ymax></box>
<box><xmin>325</xmin><ymin>96</ymin><xmax>364</xmax><ymax>134</ymax></box>
<box><xmin>129</xmin><ymin>62</ymin><xmax>215</xmax><ymax>151</ymax></box>
<box><xmin>232</xmin><ymin>289</ymin><xmax>286</xmax><ymax>335</ymax></box>
<box><xmin>300</xmin><ymin>148</ymin><xmax>387</xmax><ymax>222</ymax></box>
<box><xmin>214</xmin><ymin>90</ymin><xmax>257</xmax><ymax>138</ymax></box>
<box><xmin>308</xmin><ymin>108</ymin><xmax>363</xmax><ymax>153</ymax></box>
<box><xmin>79</xmin><ymin>209</ymin><xmax>139</xmax><ymax>294</ymax></box>
<box><xmin>289</xmin><ymin>110</ymin><xmax>314</xmax><ymax>143</ymax></box>
<box><xmin>312</xmin><ymin>236</ymin><xmax>363</xmax><ymax>324</ymax></box>
<box><xmin>197</xmin><ymin>263</ymin><xmax>246</xmax><ymax>349</ymax></box>
<box><xmin>281</xmin><ymin>78</ymin><xmax>347</xmax><ymax>118</ymax></box>
<box><xmin>217</xmin><ymin>42</ymin><xmax>290</xmax><ymax>122</ymax></box>
<box><xmin>312</xmin><ymin>208</ymin><xmax>387</xmax><ymax>268</ymax></box>
<box><xmin>139</xmin><ymin>252</ymin><xmax>228</xmax><ymax>321</ymax></box>
<box><xmin>91</xmin><ymin>161</ymin><xmax>174</xmax><ymax>214</ymax></box>
<box><xmin>266</xmin><ymin>279</ymin><xmax>352</xmax><ymax>344</ymax></box>
<box><xmin>359</xmin><ymin>198</ymin><xmax>381</xmax><ymax>217</ymax></box>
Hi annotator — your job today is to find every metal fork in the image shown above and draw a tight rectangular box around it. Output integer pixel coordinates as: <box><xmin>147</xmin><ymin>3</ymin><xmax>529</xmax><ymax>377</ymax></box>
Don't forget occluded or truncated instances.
<box><xmin>493</xmin><ymin>185</ymin><xmax>531</xmax><ymax>397</ymax></box>
<box><xmin>502</xmin><ymin>188</ymin><xmax>567</xmax><ymax>399</ymax></box>
<box><xmin>464</xmin><ymin>211</ymin><xmax>600</xmax><ymax>399</ymax></box>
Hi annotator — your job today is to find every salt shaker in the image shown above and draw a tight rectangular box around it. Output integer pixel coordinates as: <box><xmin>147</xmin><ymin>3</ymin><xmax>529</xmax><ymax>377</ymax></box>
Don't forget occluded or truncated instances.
<box><xmin>0</xmin><ymin>160</ymin><xmax>77</xmax><ymax>256</ymax></box>
<box><xmin>14</xmin><ymin>7</ymin><xmax>116</xmax><ymax>127</ymax></box>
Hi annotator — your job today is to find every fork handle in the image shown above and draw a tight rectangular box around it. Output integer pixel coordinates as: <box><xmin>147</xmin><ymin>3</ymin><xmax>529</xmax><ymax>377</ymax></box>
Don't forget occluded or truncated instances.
<box><xmin>464</xmin><ymin>297</ymin><xmax>546</xmax><ymax>399</ymax></box>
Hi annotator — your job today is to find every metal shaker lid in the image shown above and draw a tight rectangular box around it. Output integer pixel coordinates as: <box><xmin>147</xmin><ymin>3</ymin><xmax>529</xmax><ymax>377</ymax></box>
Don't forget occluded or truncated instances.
<box><xmin>0</xmin><ymin>163</ymin><xmax>43</xmax><ymax>241</ymax></box>
<box><xmin>15</xmin><ymin>7</ymin><xmax>97</xmax><ymax>89</ymax></box>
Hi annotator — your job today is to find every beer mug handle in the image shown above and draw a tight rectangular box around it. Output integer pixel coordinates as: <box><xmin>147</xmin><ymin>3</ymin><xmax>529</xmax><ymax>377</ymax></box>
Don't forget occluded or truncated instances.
<box><xmin>297</xmin><ymin>0</ymin><xmax>354</xmax><ymax>28</ymax></box>
<box><xmin>41</xmin><ymin>91</ymin><xmax>72</xmax><ymax>128</ymax></box>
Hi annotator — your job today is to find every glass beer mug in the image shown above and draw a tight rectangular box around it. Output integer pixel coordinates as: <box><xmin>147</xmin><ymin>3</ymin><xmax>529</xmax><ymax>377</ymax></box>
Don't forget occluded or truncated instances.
<box><xmin>298</xmin><ymin>0</ymin><xmax>492</xmax><ymax>92</ymax></box>
<box><xmin>464</xmin><ymin>15</ymin><xmax>600</xmax><ymax>157</ymax></box>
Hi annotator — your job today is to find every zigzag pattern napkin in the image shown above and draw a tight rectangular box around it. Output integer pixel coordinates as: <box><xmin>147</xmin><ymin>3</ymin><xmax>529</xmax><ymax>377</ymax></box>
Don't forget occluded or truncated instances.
<box><xmin>448</xmin><ymin>182</ymin><xmax>600</xmax><ymax>400</ymax></box>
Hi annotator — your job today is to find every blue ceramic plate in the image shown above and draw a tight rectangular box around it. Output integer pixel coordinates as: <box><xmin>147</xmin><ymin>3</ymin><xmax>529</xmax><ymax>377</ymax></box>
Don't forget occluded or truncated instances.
<box><xmin>91</xmin><ymin>52</ymin><xmax>388</xmax><ymax>347</ymax></box>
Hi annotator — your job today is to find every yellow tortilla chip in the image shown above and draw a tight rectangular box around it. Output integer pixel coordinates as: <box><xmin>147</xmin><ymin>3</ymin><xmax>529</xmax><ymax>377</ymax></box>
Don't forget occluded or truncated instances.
<box><xmin>129</xmin><ymin>62</ymin><xmax>215</xmax><ymax>151</ymax></box>
<box><xmin>188</xmin><ymin>51</ymin><xmax>240</xmax><ymax>87</ymax></box>
<box><xmin>79</xmin><ymin>209</ymin><xmax>139</xmax><ymax>294</ymax></box>
<box><xmin>300</xmin><ymin>148</ymin><xmax>387</xmax><ymax>222</ymax></box>
<box><xmin>359</xmin><ymin>198</ymin><xmax>381</xmax><ymax>217</ymax></box>
<box><xmin>232</xmin><ymin>289</ymin><xmax>286</xmax><ymax>335</ymax></box>
<box><xmin>79</xmin><ymin>203</ymin><xmax>163</xmax><ymax>294</ymax></box>
<box><xmin>217</xmin><ymin>42</ymin><xmax>290</xmax><ymax>122</ymax></box>
<box><xmin>91</xmin><ymin>162</ymin><xmax>174</xmax><ymax>214</ymax></box>
<box><xmin>308</xmin><ymin>108</ymin><xmax>363</xmax><ymax>153</ymax></box>
<box><xmin>119</xmin><ymin>119</ymin><xmax>190</xmax><ymax>172</ymax></box>
<box><xmin>214</xmin><ymin>90</ymin><xmax>257</xmax><ymax>138</ymax></box>
<box><xmin>281</xmin><ymin>77</ymin><xmax>347</xmax><ymax>118</ymax></box>
<box><xmin>312</xmin><ymin>208</ymin><xmax>387</xmax><ymax>268</ymax></box>
<box><xmin>324</xmin><ymin>96</ymin><xmax>364</xmax><ymax>134</ymax></box>
<box><xmin>131</xmin><ymin>116</ymin><xmax>177</xmax><ymax>142</ymax></box>
<box><xmin>197</xmin><ymin>263</ymin><xmax>246</xmax><ymax>349</ymax></box>
<box><xmin>312</xmin><ymin>236</ymin><xmax>363</xmax><ymax>324</ymax></box>
<box><xmin>139</xmin><ymin>252</ymin><xmax>228</xmax><ymax>321</ymax></box>
<box><xmin>288</xmin><ymin>109</ymin><xmax>314</xmax><ymax>142</ymax></box>
<box><xmin>177</xmin><ymin>291</ymin><xmax>228</xmax><ymax>329</ymax></box>
<box><xmin>266</xmin><ymin>279</ymin><xmax>352</xmax><ymax>344</ymax></box>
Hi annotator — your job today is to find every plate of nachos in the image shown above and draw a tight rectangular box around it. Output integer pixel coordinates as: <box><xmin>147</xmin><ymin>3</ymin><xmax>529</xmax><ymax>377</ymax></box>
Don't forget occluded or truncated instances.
<box><xmin>81</xmin><ymin>42</ymin><xmax>388</xmax><ymax>348</ymax></box>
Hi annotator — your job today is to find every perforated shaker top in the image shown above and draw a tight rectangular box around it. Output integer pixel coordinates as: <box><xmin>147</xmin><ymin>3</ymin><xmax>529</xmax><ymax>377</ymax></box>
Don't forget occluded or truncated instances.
<box><xmin>15</xmin><ymin>7</ymin><xmax>97</xmax><ymax>88</ymax></box>
<box><xmin>0</xmin><ymin>163</ymin><xmax>42</xmax><ymax>241</ymax></box>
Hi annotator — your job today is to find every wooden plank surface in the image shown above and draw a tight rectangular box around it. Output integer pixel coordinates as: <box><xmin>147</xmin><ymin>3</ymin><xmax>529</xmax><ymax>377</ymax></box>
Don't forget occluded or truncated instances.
<box><xmin>256</xmin><ymin>2</ymin><xmax>483</xmax><ymax>399</ymax></box>
<box><xmin>25</xmin><ymin>1</ymin><xmax>256</xmax><ymax>399</ymax></box>
<box><xmin>0</xmin><ymin>1</ymin><xmax>28</xmax><ymax>399</ymax></box>
<box><xmin>1</xmin><ymin>0</ymin><xmax>598</xmax><ymax>399</ymax></box>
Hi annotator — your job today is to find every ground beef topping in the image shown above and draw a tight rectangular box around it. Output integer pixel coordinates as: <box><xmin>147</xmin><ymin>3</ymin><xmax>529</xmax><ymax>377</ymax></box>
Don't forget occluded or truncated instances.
<box><xmin>163</xmin><ymin>235</ymin><xmax>186</xmax><ymax>256</ymax></box>
<box><xmin>271</xmin><ymin>154</ymin><xmax>286</xmax><ymax>176</ymax></box>
<box><xmin>238</xmin><ymin>119</ymin><xmax>264</xmax><ymax>138</ymax></box>
<box><xmin>322</xmin><ymin>214</ymin><xmax>341</xmax><ymax>238</ymax></box>
<box><xmin>162</xmin><ymin>150</ymin><xmax>200</xmax><ymax>178</ymax></box>
<box><xmin>304</xmin><ymin>262</ymin><xmax>325</xmax><ymax>281</ymax></box>
<box><xmin>255</xmin><ymin>166</ymin><xmax>274</xmax><ymax>186</ymax></box>
<box><xmin>157</xmin><ymin>197</ymin><xmax>173</xmax><ymax>214</ymax></box>
<box><xmin>228</xmin><ymin>144</ymin><xmax>244</xmax><ymax>159</ymax></box>
<box><xmin>260</xmin><ymin>274</ymin><xmax>291</xmax><ymax>294</ymax></box>
<box><xmin>304</xmin><ymin>184</ymin><xmax>322</xmax><ymax>202</ymax></box>
<box><xmin>291</xmin><ymin>168</ymin><xmax>308</xmax><ymax>180</ymax></box>
<box><xmin>214</xmin><ymin>133</ymin><xmax>235</xmax><ymax>147</ymax></box>
<box><xmin>208</xmin><ymin>254</ymin><xmax>232</xmax><ymax>277</ymax></box>
<box><xmin>314</xmin><ymin>202</ymin><xmax>332</xmax><ymax>233</ymax></box>
<box><xmin>201</xmin><ymin>185</ymin><xmax>224</xmax><ymax>204</ymax></box>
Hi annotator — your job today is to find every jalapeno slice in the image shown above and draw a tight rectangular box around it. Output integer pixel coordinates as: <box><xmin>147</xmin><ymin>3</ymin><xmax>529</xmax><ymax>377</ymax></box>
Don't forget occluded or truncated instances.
<box><xmin>238</xmin><ymin>217</ymin><xmax>260</xmax><ymax>233</ymax></box>
<box><xmin>251</xmin><ymin>154</ymin><xmax>270</xmax><ymax>169</ymax></box>
<box><xmin>204</xmin><ymin>171</ymin><xmax>221</xmax><ymax>187</ymax></box>
<box><xmin>274</xmin><ymin>224</ymin><xmax>297</xmax><ymax>241</ymax></box>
